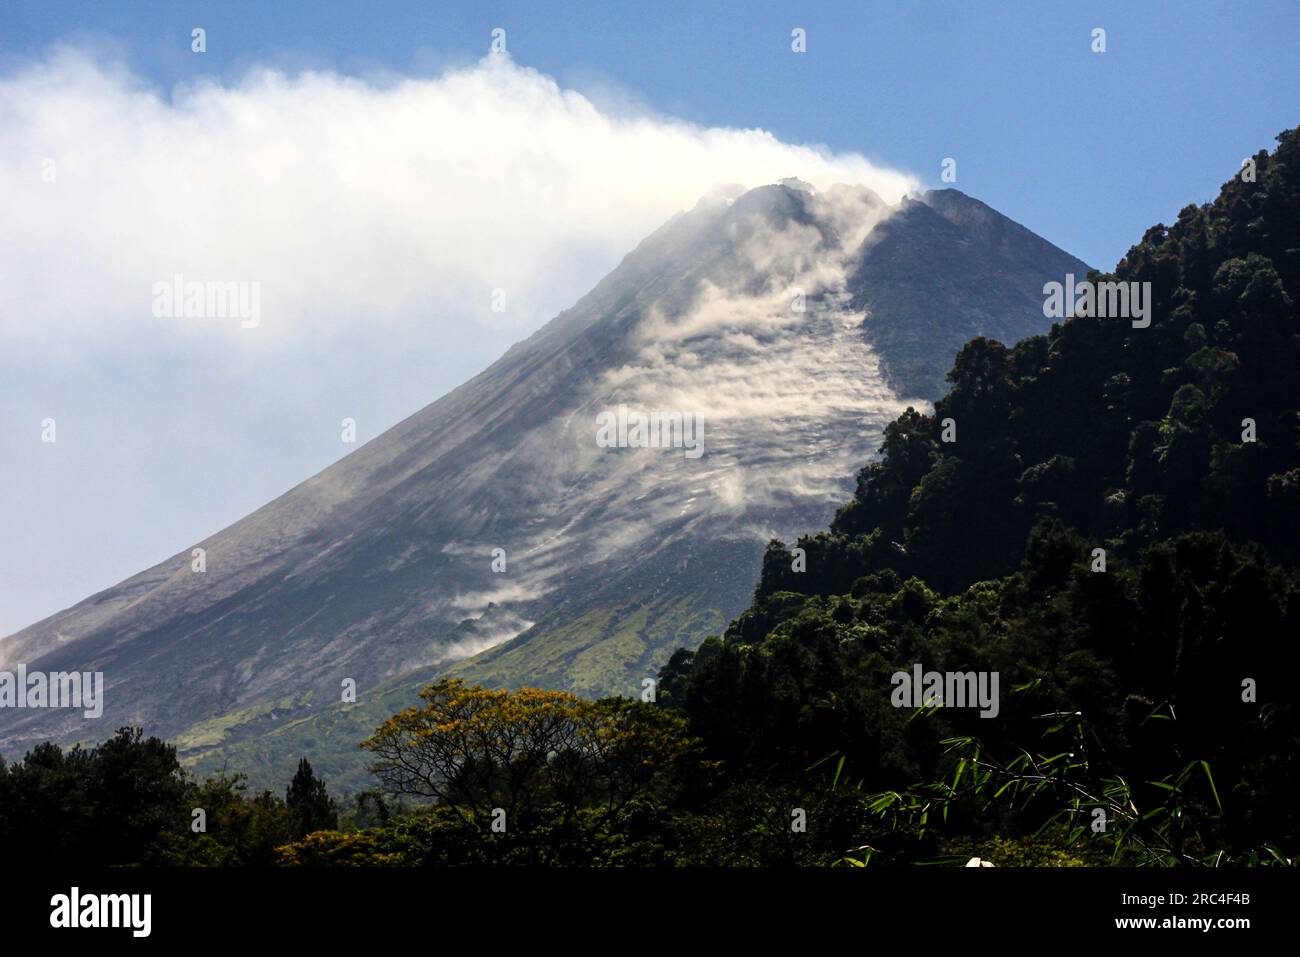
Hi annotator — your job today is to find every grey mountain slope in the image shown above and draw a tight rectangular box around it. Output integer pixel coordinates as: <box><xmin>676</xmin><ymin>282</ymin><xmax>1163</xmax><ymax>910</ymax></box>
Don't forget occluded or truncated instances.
<box><xmin>2</xmin><ymin>184</ymin><xmax>1086</xmax><ymax>784</ymax></box>
<box><xmin>0</xmin><ymin>195</ymin><xmax>745</xmax><ymax>746</ymax></box>
<box><xmin>852</xmin><ymin>189</ymin><xmax>1092</xmax><ymax>399</ymax></box>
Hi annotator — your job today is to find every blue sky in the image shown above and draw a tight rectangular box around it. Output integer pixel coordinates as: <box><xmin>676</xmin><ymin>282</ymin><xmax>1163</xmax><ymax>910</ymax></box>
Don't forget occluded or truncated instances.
<box><xmin>2</xmin><ymin>0</ymin><xmax>1296</xmax><ymax>268</ymax></box>
<box><xmin>0</xmin><ymin>1</ymin><xmax>1295</xmax><ymax>636</ymax></box>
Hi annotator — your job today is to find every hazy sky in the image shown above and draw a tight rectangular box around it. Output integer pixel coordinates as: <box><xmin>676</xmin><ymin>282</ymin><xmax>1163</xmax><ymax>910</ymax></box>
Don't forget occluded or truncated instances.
<box><xmin>0</xmin><ymin>1</ymin><xmax>1296</xmax><ymax>635</ymax></box>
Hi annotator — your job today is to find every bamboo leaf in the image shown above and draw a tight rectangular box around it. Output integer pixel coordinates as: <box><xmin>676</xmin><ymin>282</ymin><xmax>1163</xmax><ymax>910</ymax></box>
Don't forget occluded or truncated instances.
<box><xmin>1199</xmin><ymin>761</ymin><xmax>1222</xmax><ymax>813</ymax></box>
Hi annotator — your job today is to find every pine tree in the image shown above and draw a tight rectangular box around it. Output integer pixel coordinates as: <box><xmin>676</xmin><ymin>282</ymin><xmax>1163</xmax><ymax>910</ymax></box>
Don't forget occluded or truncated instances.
<box><xmin>285</xmin><ymin>758</ymin><xmax>338</xmax><ymax>838</ymax></box>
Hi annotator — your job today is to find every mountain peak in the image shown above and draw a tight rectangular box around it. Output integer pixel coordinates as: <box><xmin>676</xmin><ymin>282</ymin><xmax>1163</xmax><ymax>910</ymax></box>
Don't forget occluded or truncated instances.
<box><xmin>921</xmin><ymin>188</ymin><xmax>1094</xmax><ymax>272</ymax></box>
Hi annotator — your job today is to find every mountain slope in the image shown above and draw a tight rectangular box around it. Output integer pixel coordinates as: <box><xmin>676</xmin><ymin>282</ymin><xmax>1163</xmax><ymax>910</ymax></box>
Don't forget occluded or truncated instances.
<box><xmin>852</xmin><ymin>189</ymin><xmax>1091</xmax><ymax>399</ymax></box>
<box><xmin>443</xmin><ymin>187</ymin><xmax>1088</xmax><ymax>694</ymax></box>
<box><xmin>1</xmin><ymin>182</ymin><xmax>1089</xmax><ymax>789</ymax></box>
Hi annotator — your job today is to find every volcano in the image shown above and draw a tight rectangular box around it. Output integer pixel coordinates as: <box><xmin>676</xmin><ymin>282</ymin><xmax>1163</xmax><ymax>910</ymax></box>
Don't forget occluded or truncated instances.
<box><xmin>0</xmin><ymin>182</ymin><xmax>1089</xmax><ymax>789</ymax></box>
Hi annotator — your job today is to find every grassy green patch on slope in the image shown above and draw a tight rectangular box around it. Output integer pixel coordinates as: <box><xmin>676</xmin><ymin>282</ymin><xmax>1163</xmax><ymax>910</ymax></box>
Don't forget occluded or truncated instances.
<box><xmin>448</xmin><ymin>592</ymin><xmax>726</xmax><ymax>698</ymax></box>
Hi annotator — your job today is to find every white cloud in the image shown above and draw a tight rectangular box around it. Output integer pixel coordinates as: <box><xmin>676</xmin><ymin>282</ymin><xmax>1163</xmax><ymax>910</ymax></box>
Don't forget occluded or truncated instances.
<box><xmin>0</xmin><ymin>46</ymin><xmax>918</xmax><ymax>636</ymax></box>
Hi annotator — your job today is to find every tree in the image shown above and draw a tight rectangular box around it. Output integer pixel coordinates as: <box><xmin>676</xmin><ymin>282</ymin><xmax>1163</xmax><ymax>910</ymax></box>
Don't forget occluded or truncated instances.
<box><xmin>361</xmin><ymin>679</ymin><xmax>697</xmax><ymax>825</ymax></box>
<box><xmin>286</xmin><ymin>758</ymin><xmax>339</xmax><ymax>838</ymax></box>
<box><xmin>0</xmin><ymin>728</ymin><xmax>187</xmax><ymax>865</ymax></box>
<box><xmin>164</xmin><ymin>773</ymin><xmax>295</xmax><ymax>866</ymax></box>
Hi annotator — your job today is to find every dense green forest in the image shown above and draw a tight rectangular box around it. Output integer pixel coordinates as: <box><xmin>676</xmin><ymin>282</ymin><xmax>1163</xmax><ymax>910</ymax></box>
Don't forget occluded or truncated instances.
<box><xmin>2</xmin><ymin>128</ymin><xmax>1297</xmax><ymax>866</ymax></box>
